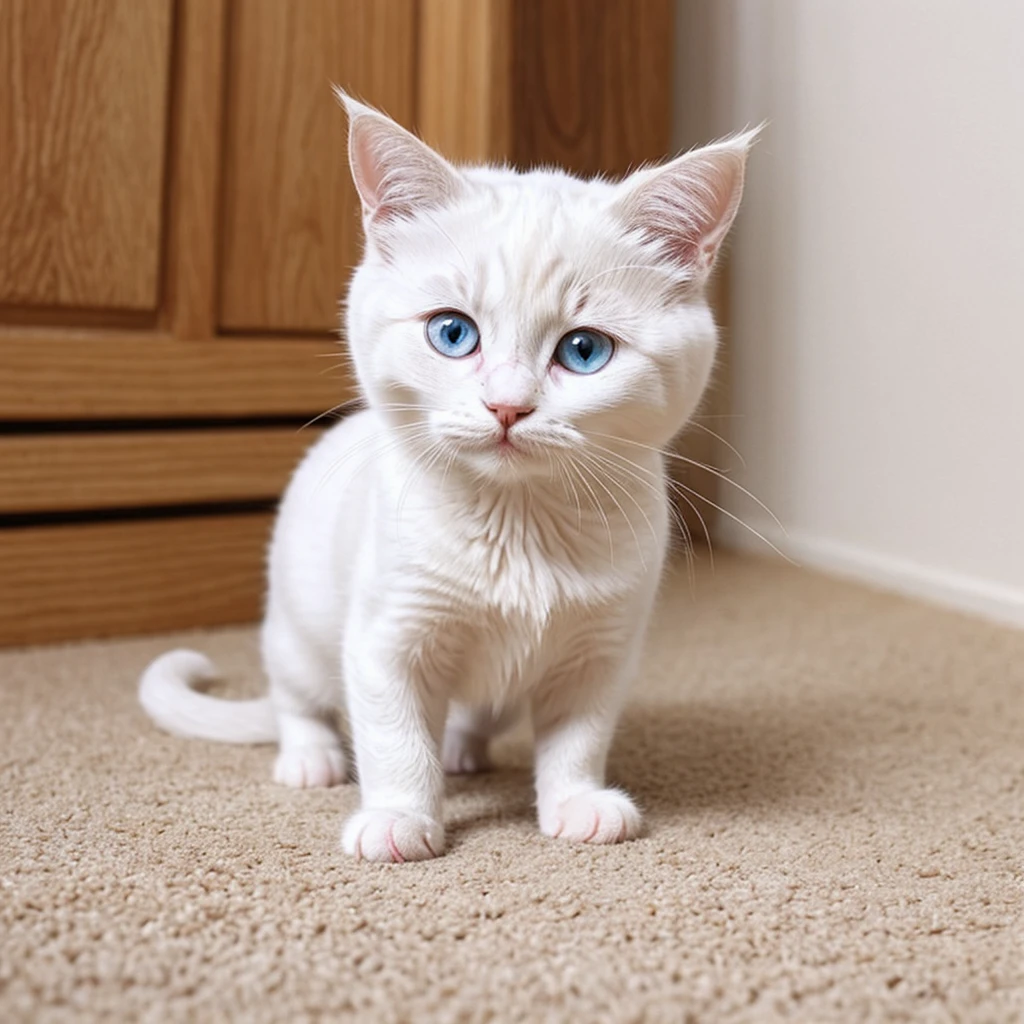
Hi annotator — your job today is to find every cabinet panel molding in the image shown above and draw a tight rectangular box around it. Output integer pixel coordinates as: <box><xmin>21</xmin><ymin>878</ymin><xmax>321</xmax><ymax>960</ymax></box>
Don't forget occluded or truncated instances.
<box><xmin>0</xmin><ymin>333</ymin><xmax>353</xmax><ymax>419</ymax></box>
<box><xmin>0</xmin><ymin>514</ymin><xmax>272</xmax><ymax>647</ymax></box>
<box><xmin>218</xmin><ymin>0</ymin><xmax>417</xmax><ymax>333</ymax></box>
<box><xmin>0</xmin><ymin>428</ymin><xmax>321</xmax><ymax>514</ymax></box>
<box><xmin>0</xmin><ymin>0</ymin><xmax>173</xmax><ymax>312</ymax></box>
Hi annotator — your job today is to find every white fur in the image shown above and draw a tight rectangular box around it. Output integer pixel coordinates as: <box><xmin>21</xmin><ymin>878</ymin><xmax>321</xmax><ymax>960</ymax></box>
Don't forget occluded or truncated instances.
<box><xmin>139</xmin><ymin>95</ymin><xmax>753</xmax><ymax>862</ymax></box>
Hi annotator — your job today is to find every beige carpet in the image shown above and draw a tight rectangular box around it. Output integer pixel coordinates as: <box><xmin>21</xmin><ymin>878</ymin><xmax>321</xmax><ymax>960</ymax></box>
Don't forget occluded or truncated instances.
<box><xmin>1</xmin><ymin>554</ymin><xmax>1022</xmax><ymax>1023</ymax></box>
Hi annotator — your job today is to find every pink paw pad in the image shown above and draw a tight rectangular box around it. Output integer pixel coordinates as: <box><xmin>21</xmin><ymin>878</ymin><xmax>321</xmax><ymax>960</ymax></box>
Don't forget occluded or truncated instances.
<box><xmin>543</xmin><ymin>789</ymin><xmax>642</xmax><ymax>845</ymax></box>
<box><xmin>273</xmin><ymin>746</ymin><xmax>347</xmax><ymax>788</ymax></box>
<box><xmin>342</xmin><ymin>809</ymin><xmax>445</xmax><ymax>863</ymax></box>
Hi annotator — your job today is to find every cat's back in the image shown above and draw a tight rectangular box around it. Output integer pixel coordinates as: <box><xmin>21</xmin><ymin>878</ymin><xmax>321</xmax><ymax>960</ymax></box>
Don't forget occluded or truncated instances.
<box><xmin>268</xmin><ymin>409</ymin><xmax>383</xmax><ymax>625</ymax></box>
<box><xmin>283</xmin><ymin>408</ymin><xmax>380</xmax><ymax>511</ymax></box>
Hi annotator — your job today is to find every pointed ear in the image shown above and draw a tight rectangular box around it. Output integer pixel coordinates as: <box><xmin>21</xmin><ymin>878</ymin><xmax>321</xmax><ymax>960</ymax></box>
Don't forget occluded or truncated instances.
<box><xmin>618</xmin><ymin>128</ymin><xmax>760</xmax><ymax>281</ymax></box>
<box><xmin>333</xmin><ymin>87</ymin><xmax>463</xmax><ymax>226</ymax></box>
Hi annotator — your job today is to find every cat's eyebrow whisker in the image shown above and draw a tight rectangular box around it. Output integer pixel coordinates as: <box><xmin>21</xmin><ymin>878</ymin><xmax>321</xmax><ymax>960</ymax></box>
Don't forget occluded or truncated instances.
<box><xmin>576</xmin><ymin>263</ymin><xmax>680</xmax><ymax>291</ymax></box>
<box><xmin>421</xmin><ymin>210</ymin><xmax>471</xmax><ymax>276</ymax></box>
<box><xmin>589</xmin><ymin>430</ymin><xmax>787</xmax><ymax>537</ymax></box>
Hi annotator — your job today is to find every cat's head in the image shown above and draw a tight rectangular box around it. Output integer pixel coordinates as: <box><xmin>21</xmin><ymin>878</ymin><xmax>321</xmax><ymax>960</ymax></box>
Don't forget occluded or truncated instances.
<box><xmin>339</xmin><ymin>91</ymin><xmax>754</xmax><ymax>484</ymax></box>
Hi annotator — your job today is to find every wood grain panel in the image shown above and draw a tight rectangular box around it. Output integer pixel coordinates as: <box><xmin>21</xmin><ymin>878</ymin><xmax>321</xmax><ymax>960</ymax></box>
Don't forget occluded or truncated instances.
<box><xmin>512</xmin><ymin>0</ymin><xmax>674</xmax><ymax>174</ymax></box>
<box><xmin>417</xmin><ymin>0</ymin><xmax>512</xmax><ymax>161</ymax></box>
<box><xmin>0</xmin><ymin>514</ymin><xmax>270</xmax><ymax>647</ymax></box>
<box><xmin>163</xmin><ymin>0</ymin><xmax>227</xmax><ymax>340</ymax></box>
<box><xmin>0</xmin><ymin>428</ymin><xmax>320</xmax><ymax>514</ymax></box>
<box><xmin>218</xmin><ymin>0</ymin><xmax>416</xmax><ymax>333</ymax></box>
<box><xmin>0</xmin><ymin>0</ymin><xmax>173</xmax><ymax>312</ymax></box>
<box><xmin>0</xmin><ymin>333</ymin><xmax>355</xmax><ymax>419</ymax></box>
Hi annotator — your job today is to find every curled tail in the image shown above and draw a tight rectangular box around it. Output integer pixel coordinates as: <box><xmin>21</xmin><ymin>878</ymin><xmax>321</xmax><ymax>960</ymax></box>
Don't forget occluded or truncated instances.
<box><xmin>139</xmin><ymin>649</ymin><xmax>277</xmax><ymax>744</ymax></box>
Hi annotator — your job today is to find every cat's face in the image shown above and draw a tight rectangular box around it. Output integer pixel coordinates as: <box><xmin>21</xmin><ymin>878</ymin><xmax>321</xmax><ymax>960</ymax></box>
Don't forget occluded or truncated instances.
<box><xmin>341</xmin><ymin>94</ymin><xmax>752</xmax><ymax>484</ymax></box>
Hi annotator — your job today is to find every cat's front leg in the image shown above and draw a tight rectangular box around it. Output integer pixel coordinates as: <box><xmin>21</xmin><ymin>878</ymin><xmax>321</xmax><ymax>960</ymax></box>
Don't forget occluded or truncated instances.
<box><xmin>341</xmin><ymin>626</ymin><xmax>447</xmax><ymax>863</ymax></box>
<box><xmin>532</xmin><ymin>657</ymin><xmax>642</xmax><ymax>845</ymax></box>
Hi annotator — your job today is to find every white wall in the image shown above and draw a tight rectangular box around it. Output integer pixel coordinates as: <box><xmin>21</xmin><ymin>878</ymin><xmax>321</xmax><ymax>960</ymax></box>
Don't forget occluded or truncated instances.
<box><xmin>675</xmin><ymin>0</ymin><xmax>1024</xmax><ymax>627</ymax></box>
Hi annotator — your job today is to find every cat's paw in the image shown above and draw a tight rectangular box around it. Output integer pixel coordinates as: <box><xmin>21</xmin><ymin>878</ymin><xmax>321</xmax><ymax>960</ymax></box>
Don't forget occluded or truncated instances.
<box><xmin>441</xmin><ymin>729</ymin><xmax>492</xmax><ymax>775</ymax></box>
<box><xmin>342</xmin><ymin>808</ymin><xmax>445</xmax><ymax>863</ymax></box>
<box><xmin>273</xmin><ymin>745</ymin><xmax>347</xmax><ymax>788</ymax></box>
<box><xmin>540</xmin><ymin>788</ymin><xmax>642</xmax><ymax>844</ymax></box>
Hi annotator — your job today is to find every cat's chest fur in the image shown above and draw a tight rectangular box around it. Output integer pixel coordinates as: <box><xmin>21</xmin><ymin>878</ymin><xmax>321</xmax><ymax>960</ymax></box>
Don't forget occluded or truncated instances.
<box><xmin>401</xmin><ymin>479</ymin><xmax>645</xmax><ymax>620</ymax></box>
<box><xmin>385</xmin><ymin>479</ymin><xmax>654</xmax><ymax>704</ymax></box>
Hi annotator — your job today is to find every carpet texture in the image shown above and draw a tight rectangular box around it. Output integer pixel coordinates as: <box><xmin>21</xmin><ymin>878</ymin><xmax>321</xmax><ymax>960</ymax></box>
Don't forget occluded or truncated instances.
<box><xmin>1</xmin><ymin>554</ymin><xmax>1022</xmax><ymax>1023</ymax></box>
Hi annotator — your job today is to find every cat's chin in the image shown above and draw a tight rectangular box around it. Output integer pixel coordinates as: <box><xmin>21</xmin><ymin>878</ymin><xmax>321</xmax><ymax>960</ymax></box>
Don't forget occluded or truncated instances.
<box><xmin>456</xmin><ymin>444</ymin><xmax>549</xmax><ymax>484</ymax></box>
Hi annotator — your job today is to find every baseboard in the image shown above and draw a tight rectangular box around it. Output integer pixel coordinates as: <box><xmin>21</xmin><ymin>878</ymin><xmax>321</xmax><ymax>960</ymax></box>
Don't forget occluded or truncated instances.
<box><xmin>715</xmin><ymin>518</ymin><xmax>1024</xmax><ymax>631</ymax></box>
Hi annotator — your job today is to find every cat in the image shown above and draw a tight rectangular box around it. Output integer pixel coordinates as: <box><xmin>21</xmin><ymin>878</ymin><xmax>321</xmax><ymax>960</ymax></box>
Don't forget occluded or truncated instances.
<box><xmin>139</xmin><ymin>91</ymin><xmax>754</xmax><ymax>862</ymax></box>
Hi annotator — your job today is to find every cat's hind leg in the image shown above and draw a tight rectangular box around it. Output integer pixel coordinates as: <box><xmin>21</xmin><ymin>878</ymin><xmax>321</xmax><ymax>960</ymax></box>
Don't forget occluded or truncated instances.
<box><xmin>262</xmin><ymin>615</ymin><xmax>347</xmax><ymax>789</ymax></box>
<box><xmin>442</xmin><ymin>702</ymin><xmax>523</xmax><ymax>775</ymax></box>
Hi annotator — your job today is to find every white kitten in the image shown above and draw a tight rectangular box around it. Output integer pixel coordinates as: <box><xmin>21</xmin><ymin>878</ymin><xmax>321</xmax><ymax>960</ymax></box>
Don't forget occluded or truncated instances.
<box><xmin>140</xmin><ymin>94</ymin><xmax>753</xmax><ymax>862</ymax></box>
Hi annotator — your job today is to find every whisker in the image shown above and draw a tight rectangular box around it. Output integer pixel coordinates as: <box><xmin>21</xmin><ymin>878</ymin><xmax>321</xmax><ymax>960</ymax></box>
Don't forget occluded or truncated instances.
<box><xmin>686</xmin><ymin>421</ymin><xmax>747</xmax><ymax>468</ymax></box>
<box><xmin>664</xmin><ymin>477</ymin><xmax>795</xmax><ymax>564</ymax></box>
<box><xmin>575</xmin><ymin>451</ymin><xmax>647</xmax><ymax>572</ymax></box>
<box><xmin>298</xmin><ymin>397</ymin><xmax>364</xmax><ymax>432</ymax></box>
<box><xmin>299</xmin><ymin>401</ymin><xmax>433</xmax><ymax>433</ymax></box>
<box><xmin>421</xmin><ymin>210</ymin><xmax>471</xmax><ymax>275</ymax></box>
<box><xmin>589</xmin><ymin>430</ymin><xmax>787</xmax><ymax>536</ymax></box>
<box><xmin>396</xmin><ymin>439</ymin><xmax>448</xmax><ymax>524</ymax></box>
<box><xmin>579</xmin><ymin>448</ymin><xmax>660</xmax><ymax>544</ymax></box>
<box><xmin>577</xmin><ymin>263</ymin><xmax>681</xmax><ymax>291</ymax></box>
<box><xmin>552</xmin><ymin>455</ymin><xmax>584</xmax><ymax>533</ymax></box>
<box><xmin>584</xmin><ymin>444</ymin><xmax>699</xmax><ymax>582</ymax></box>
<box><xmin>319</xmin><ymin>362</ymin><xmax>354</xmax><ymax>377</ymax></box>
<box><xmin>312</xmin><ymin>423</ymin><xmax>435</xmax><ymax>495</ymax></box>
<box><xmin>589</xmin><ymin>440</ymin><xmax>716</xmax><ymax>572</ymax></box>
<box><xmin>568</xmin><ymin>461</ymin><xmax>613</xmax><ymax>564</ymax></box>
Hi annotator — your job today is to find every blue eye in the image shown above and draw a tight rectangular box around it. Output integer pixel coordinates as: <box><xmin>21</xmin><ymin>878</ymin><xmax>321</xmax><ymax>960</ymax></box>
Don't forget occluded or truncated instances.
<box><xmin>425</xmin><ymin>311</ymin><xmax>480</xmax><ymax>358</ymax></box>
<box><xmin>554</xmin><ymin>329</ymin><xmax>614</xmax><ymax>374</ymax></box>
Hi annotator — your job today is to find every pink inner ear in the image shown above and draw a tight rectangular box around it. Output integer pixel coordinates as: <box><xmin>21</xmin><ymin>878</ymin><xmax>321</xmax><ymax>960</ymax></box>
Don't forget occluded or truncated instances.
<box><xmin>629</xmin><ymin>144</ymin><xmax>748</xmax><ymax>278</ymax></box>
<box><xmin>349</xmin><ymin>119</ymin><xmax>388</xmax><ymax>217</ymax></box>
<box><xmin>344</xmin><ymin>103</ymin><xmax>463</xmax><ymax>227</ymax></box>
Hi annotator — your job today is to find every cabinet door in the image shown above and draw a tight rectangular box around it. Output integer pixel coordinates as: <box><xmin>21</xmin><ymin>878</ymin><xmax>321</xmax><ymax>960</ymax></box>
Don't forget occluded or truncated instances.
<box><xmin>218</xmin><ymin>0</ymin><xmax>416</xmax><ymax>333</ymax></box>
<box><xmin>0</xmin><ymin>0</ymin><xmax>690</xmax><ymax>648</ymax></box>
<box><xmin>0</xmin><ymin>0</ymin><xmax>172</xmax><ymax>314</ymax></box>
<box><xmin>0</xmin><ymin>0</ymin><xmax>348</xmax><ymax>648</ymax></box>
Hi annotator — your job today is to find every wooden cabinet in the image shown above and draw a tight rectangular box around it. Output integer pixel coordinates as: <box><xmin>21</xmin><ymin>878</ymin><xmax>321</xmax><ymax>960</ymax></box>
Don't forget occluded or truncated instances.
<box><xmin>218</xmin><ymin>0</ymin><xmax>417</xmax><ymax>332</ymax></box>
<box><xmin>0</xmin><ymin>0</ymin><xmax>173</xmax><ymax>314</ymax></box>
<box><xmin>0</xmin><ymin>0</ymin><xmax>681</xmax><ymax>647</ymax></box>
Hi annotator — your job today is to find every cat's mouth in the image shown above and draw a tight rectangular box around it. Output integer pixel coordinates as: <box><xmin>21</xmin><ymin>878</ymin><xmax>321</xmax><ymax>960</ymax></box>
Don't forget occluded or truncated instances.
<box><xmin>448</xmin><ymin>429</ymin><xmax>542</xmax><ymax>477</ymax></box>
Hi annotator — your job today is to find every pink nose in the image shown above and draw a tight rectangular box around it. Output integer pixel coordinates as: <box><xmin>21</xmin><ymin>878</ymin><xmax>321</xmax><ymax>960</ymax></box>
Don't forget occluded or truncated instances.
<box><xmin>486</xmin><ymin>402</ymin><xmax>535</xmax><ymax>430</ymax></box>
